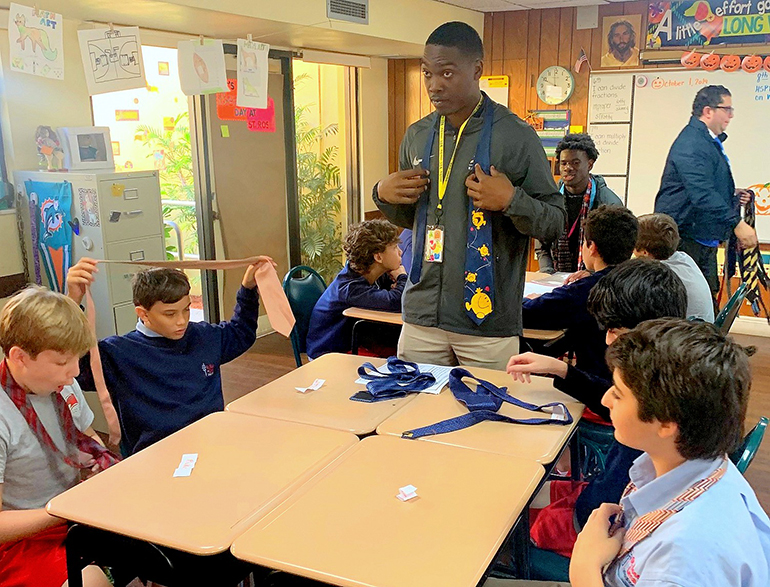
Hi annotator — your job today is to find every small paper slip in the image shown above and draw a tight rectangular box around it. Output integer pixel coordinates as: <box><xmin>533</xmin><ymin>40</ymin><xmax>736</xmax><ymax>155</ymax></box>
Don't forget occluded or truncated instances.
<box><xmin>397</xmin><ymin>484</ymin><xmax>418</xmax><ymax>501</ymax></box>
<box><xmin>173</xmin><ymin>453</ymin><xmax>198</xmax><ymax>477</ymax></box>
<box><xmin>354</xmin><ymin>363</ymin><xmax>452</xmax><ymax>395</ymax></box>
<box><xmin>296</xmin><ymin>378</ymin><xmax>325</xmax><ymax>393</ymax></box>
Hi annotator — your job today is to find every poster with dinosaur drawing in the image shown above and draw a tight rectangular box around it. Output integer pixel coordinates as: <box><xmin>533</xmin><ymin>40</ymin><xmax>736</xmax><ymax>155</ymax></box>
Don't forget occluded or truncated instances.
<box><xmin>178</xmin><ymin>39</ymin><xmax>227</xmax><ymax>96</ymax></box>
<box><xmin>78</xmin><ymin>26</ymin><xmax>146</xmax><ymax>95</ymax></box>
<box><xmin>237</xmin><ymin>39</ymin><xmax>269</xmax><ymax>109</ymax></box>
<box><xmin>8</xmin><ymin>3</ymin><xmax>64</xmax><ymax>79</ymax></box>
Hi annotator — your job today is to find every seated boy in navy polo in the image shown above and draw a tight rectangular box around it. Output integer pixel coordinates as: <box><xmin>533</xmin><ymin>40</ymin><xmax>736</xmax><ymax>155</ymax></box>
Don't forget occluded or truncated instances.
<box><xmin>67</xmin><ymin>258</ymin><xmax>271</xmax><ymax>454</ymax></box>
<box><xmin>522</xmin><ymin>205</ymin><xmax>638</xmax><ymax>384</ymax></box>
<box><xmin>306</xmin><ymin>219</ymin><xmax>406</xmax><ymax>359</ymax></box>
<box><xmin>508</xmin><ymin>258</ymin><xmax>687</xmax><ymax>557</ymax></box>
<box><xmin>490</xmin><ymin>320</ymin><xmax>770</xmax><ymax>587</ymax></box>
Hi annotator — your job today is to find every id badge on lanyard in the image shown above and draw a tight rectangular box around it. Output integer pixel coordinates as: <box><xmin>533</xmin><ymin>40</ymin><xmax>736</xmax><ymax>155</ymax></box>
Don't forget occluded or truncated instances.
<box><xmin>424</xmin><ymin>225</ymin><xmax>445</xmax><ymax>263</ymax></box>
<box><xmin>423</xmin><ymin>96</ymin><xmax>483</xmax><ymax>265</ymax></box>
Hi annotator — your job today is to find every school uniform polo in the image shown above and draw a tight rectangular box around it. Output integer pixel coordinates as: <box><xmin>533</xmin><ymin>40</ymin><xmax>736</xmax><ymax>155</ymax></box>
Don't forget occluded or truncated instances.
<box><xmin>606</xmin><ymin>454</ymin><xmax>770</xmax><ymax>587</ymax></box>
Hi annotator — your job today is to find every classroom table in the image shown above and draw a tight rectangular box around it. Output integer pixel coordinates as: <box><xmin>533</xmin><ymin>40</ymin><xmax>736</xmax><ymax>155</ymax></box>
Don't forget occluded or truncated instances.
<box><xmin>226</xmin><ymin>353</ymin><xmax>417</xmax><ymax>435</ymax></box>
<box><xmin>342</xmin><ymin>306</ymin><xmax>566</xmax><ymax>345</ymax></box>
<box><xmin>376</xmin><ymin>364</ymin><xmax>584</xmax><ymax>464</ymax></box>
<box><xmin>47</xmin><ymin>412</ymin><xmax>358</xmax><ymax>587</ymax></box>
<box><xmin>231</xmin><ymin>435</ymin><xmax>545</xmax><ymax>587</ymax></box>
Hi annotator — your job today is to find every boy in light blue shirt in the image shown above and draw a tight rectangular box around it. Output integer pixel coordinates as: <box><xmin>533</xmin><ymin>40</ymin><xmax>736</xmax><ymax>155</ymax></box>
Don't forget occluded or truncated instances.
<box><xmin>572</xmin><ymin>319</ymin><xmax>770</xmax><ymax>586</ymax></box>
<box><xmin>490</xmin><ymin>319</ymin><xmax>770</xmax><ymax>587</ymax></box>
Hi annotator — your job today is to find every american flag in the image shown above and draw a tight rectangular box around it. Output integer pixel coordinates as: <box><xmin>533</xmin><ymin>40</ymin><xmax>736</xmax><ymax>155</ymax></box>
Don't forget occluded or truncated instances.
<box><xmin>574</xmin><ymin>47</ymin><xmax>590</xmax><ymax>73</ymax></box>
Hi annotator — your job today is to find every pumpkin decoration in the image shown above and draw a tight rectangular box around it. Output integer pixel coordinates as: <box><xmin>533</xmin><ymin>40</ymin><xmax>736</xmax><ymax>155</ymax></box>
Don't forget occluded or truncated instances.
<box><xmin>764</xmin><ymin>56</ymin><xmax>770</xmax><ymax>72</ymax></box>
<box><xmin>742</xmin><ymin>55</ymin><xmax>763</xmax><ymax>73</ymax></box>
<box><xmin>720</xmin><ymin>54</ymin><xmax>741</xmax><ymax>72</ymax></box>
<box><xmin>701</xmin><ymin>52</ymin><xmax>720</xmax><ymax>70</ymax></box>
<box><xmin>749</xmin><ymin>184</ymin><xmax>770</xmax><ymax>216</ymax></box>
<box><xmin>681</xmin><ymin>50</ymin><xmax>701</xmax><ymax>68</ymax></box>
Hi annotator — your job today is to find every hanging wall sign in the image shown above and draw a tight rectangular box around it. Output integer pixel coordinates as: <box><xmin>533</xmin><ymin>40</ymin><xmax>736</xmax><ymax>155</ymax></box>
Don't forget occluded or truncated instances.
<box><xmin>9</xmin><ymin>3</ymin><xmax>64</xmax><ymax>79</ymax></box>
<box><xmin>647</xmin><ymin>0</ymin><xmax>770</xmax><ymax>48</ymax></box>
<box><xmin>237</xmin><ymin>39</ymin><xmax>269</xmax><ymax>109</ymax></box>
<box><xmin>178</xmin><ymin>39</ymin><xmax>227</xmax><ymax>95</ymax></box>
<box><xmin>78</xmin><ymin>26</ymin><xmax>146</xmax><ymax>94</ymax></box>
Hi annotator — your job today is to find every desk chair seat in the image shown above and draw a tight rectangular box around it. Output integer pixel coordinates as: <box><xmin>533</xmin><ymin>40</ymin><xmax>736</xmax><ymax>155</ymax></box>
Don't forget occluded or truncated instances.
<box><xmin>731</xmin><ymin>416</ymin><xmax>768</xmax><ymax>474</ymax></box>
<box><xmin>574</xmin><ymin>419</ymin><xmax>615</xmax><ymax>481</ymax></box>
<box><xmin>282</xmin><ymin>266</ymin><xmax>326</xmax><ymax>367</ymax></box>
<box><xmin>715</xmin><ymin>282</ymin><xmax>748</xmax><ymax>334</ymax></box>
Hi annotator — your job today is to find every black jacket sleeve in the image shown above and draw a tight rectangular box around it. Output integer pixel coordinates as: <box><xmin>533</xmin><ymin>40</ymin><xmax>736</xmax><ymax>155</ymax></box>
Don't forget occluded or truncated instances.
<box><xmin>553</xmin><ymin>365</ymin><xmax>611</xmax><ymax>422</ymax></box>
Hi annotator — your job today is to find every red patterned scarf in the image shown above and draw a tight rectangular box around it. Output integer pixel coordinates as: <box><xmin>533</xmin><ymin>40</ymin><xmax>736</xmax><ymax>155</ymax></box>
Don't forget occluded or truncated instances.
<box><xmin>614</xmin><ymin>458</ymin><xmax>727</xmax><ymax>561</ymax></box>
<box><xmin>0</xmin><ymin>360</ymin><xmax>120</xmax><ymax>472</ymax></box>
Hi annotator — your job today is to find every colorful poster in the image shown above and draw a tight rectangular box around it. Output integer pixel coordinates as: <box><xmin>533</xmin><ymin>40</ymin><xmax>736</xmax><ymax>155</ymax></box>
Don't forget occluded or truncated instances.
<box><xmin>647</xmin><ymin>1</ymin><xmax>770</xmax><ymax>48</ymax></box>
<box><xmin>26</xmin><ymin>180</ymin><xmax>73</xmax><ymax>292</ymax></box>
<box><xmin>8</xmin><ymin>3</ymin><xmax>64</xmax><ymax>80</ymax></box>
<box><xmin>78</xmin><ymin>26</ymin><xmax>146</xmax><ymax>95</ymax></box>
<box><xmin>237</xmin><ymin>39</ymin><xmax>269</xmax><ymax>109</ymax></box>
<box><xmin>178</xmin><ymin>39</ymin><xmax>227</xmax><ymax>96</ymax></box>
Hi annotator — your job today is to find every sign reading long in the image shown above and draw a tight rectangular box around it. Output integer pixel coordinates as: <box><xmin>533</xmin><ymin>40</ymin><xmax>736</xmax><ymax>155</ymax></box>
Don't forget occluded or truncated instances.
<box><xmin>647</xmin><ymin>0</ymin><xmax>770</xmax><ymax>47</ymax></box>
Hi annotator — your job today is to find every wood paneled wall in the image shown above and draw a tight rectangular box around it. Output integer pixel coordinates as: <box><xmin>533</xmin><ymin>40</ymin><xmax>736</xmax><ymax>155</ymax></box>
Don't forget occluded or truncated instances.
<box><xmin>387</xmin><ymin>2</ymin><xmax>654</xmax><ymax>173</ymax></box>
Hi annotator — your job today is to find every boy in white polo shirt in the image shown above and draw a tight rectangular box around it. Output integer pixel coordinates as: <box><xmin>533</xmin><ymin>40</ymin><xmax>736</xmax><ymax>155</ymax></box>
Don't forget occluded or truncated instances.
<box><xmin>0</xmin><ymin>287</ymin><xmax>113</xmax><ymax>587</ymax></box>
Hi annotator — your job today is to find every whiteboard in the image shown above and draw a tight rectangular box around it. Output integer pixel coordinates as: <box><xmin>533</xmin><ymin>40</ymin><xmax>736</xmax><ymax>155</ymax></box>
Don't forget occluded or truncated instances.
<box><xmin>588</xmin><ymin>74</ymin><xmax>634</xmax><ymax>123</ymax></box>
<box><xmin>627</xmin><ymin>69</ymin><xmax>770</xmax><ymax>239</ymax></box>
<box><xmin>601</xmin><ymin>176</ymin><xmax>627</xmax><ymax>203</ymax></box>
<box><xmin>588</xmin><ymin>123</ymin><xmax>630</xmax><ymax>176</ymax></box>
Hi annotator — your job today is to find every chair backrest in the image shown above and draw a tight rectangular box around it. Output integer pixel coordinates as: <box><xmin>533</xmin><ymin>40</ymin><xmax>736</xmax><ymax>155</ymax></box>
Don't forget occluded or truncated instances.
<box><xmin>282</xmin><ymin>266</ymin><xmax>327</xmax><ymax>367</ymax></box>
<box><xmin>715</xmin><ymin>282</ymin><xmax>748</xmax><ymax>334</ymax></box>
<box><xmin>731</xmin><ymin>416</ymin><xmax>768</xmax><ymax>474</ymax></box>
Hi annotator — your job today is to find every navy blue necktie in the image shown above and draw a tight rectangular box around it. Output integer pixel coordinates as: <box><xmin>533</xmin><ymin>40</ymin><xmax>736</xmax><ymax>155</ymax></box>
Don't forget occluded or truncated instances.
<box><xmin>351</xmin><ymin>357</ymin><xmax>436</xmax><ymax>402</ymax></box>
<box><xmin>402</xmin><ymin>368</ymin><xmax>572</xmax><ymax>438</ymax></box>
<box><xmin>410</xmin><ymin>94</ymin><xmax>496</xmax><ymax>327</ymax></box>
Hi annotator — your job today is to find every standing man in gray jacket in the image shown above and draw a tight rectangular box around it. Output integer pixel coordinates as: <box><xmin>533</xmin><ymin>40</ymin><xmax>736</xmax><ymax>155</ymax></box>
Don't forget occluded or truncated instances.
<box><xmin>535</xmin><ymin>133</ymin><xmax>623</xmax><ymax>275</ymax></box>
<box><xmin>373</xmin><ymin>21</ymin><xmax>565</xmax><ymax>370</ymax></box>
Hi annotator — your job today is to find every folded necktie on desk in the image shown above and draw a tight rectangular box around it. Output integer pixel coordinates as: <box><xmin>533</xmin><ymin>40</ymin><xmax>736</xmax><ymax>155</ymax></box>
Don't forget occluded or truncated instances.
<box><xmin>350</xmin><ymin>357</ymin><xmax>436</xmax><ymax>403</ymax></box>
<box><xmin>402</xmin><ymin>367</ymin><xmax>572</xmax><ymax>438</ymax></box>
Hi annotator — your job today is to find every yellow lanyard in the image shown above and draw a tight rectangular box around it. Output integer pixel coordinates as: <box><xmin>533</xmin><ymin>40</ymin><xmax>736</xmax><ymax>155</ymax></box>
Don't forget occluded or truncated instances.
<box><xmin>437</xmin><ymin>96</ymin><xmax>484</xmax><ymax>212</ymax></box>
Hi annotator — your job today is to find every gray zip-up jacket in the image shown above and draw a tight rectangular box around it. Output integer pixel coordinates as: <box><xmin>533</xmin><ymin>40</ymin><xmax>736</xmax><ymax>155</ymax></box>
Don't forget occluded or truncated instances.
<box><xmin>374</xmin><ymin>99</ymin><xmax>566</xmax><ymax>338</ymax></box>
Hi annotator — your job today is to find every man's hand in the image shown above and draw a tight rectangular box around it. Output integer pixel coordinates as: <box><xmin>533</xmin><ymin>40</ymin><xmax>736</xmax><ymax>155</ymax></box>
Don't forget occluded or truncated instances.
<box><xmin>735</xmin><ymin>220</ymin><xmax>758</xmax><ymax>249</ymax></box>
<box><xmin>389</xmin><ymin>265</ymin><xmax>407</xmax><ymax>281</ymax></box>
<box><xmin>736</xmin><ymin>188</ymin><xmax>752</xmax><ymax>207</ymax></box>
<box><xmin>465</xmin><ymin>165</ymin><xmax>514</xmax><ymax>211</ymax></box>
<box><xmin>506</xmin><ymin>352</ymin><xmax>568</xmax><ymax>383</ymax></box>
<box><xmin>564</xmin><ymin>270</ymin><xmax>591</xmax><ymax>285</ymax></box>
<box><xmin>242</xmin><ymin>256</ymin><xmax>277</xmax><ymax>289</ymax></box>
<box><xmin>570</xmin><ymin>503</ymin><xmax>625</xmax><ymax>585</ymax></box>
<box><xmin>66</xmin><ymin>258</ymin><xmax>99</xmax><ymax>305</ymax></box>
<box><xmin>376</xmin><ymin>169</ymin><xmax>430</xmax><ymax>205</ymax></box>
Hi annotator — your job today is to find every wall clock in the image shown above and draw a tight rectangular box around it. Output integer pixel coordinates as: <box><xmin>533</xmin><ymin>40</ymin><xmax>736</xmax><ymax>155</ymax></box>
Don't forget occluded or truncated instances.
<box><xmin>536</xmin><ymin>65</ymin><xmax>574</xmax><ymax>105</ymax></box>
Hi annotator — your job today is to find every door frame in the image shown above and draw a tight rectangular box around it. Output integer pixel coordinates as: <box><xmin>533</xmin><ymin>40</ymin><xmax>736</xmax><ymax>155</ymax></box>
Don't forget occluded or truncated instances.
<box><xmin>190</xmin><ymin>47</ymin><xmax>301</xmax><ymax>323</ymax></box>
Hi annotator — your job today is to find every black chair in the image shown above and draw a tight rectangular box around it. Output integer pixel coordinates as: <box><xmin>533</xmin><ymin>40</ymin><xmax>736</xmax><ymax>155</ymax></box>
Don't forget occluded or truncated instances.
<box><xmin>282</xmin><ymin>266</ymin><xmax>327</xmax><ymax>367</ymax></box>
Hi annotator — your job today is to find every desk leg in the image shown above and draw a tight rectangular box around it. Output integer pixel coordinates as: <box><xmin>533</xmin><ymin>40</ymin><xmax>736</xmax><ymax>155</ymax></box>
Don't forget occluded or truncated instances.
<box><xmin>65</xmin><ymin>524</ymin><xmax>85</xmax><ymax>587</ymax></box>
<box><xmin>512</xmin><ymin>509</ymin><xmax>531</xmax><ymax>580</ymax></box>
<box><xmin>351</xmin><ymin>319</ymin><xmax>363</xmax><ymax>355</ymax></box>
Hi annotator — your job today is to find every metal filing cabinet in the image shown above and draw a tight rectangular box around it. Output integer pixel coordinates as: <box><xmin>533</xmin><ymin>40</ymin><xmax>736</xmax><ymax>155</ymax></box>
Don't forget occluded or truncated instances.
<box><xmin>16</xmin><ymin>170</ymin><xmax>164</xmax><ymax>339</ymax></box>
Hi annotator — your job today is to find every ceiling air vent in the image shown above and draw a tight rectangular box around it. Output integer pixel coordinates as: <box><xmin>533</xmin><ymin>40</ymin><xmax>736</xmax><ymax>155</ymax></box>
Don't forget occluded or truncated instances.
<box><xmin>327</xmin><ymin>0</ymin><xmax>368</xmax><ymax>25</ymax></box>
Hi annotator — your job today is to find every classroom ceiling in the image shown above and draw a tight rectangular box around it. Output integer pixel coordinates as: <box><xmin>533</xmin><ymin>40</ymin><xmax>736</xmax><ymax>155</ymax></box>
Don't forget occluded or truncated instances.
<box><xmin>434</xmin><ymin>0</ymin><xmax>625</xmax><ymax>11</ymax></box>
